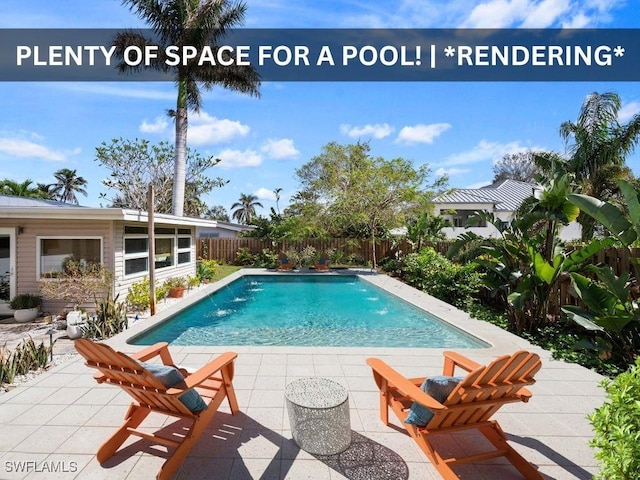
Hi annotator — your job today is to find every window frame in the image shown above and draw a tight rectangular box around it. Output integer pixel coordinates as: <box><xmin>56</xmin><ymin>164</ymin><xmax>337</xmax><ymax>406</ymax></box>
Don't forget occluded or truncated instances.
<box><xmin>123</xmin><ymin>225</ymin><xmax>194</xmax><ymax>279</ymax></box>
<box><xmin>36</xmin><ymin>236</ymin><xmax>104</xmax><ymax>279</ymax></box>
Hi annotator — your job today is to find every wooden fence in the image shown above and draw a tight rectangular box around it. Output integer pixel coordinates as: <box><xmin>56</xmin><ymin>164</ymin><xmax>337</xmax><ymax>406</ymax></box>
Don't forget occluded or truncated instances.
<box><xmin>196</xmin><ymin>237</ymin><xmax>453</xmax><ymax>264</ymax></box>
<box><xmin>197</xmin><ymin>237</ymin><xmax>639</xmax><ymax>312</ymax></box>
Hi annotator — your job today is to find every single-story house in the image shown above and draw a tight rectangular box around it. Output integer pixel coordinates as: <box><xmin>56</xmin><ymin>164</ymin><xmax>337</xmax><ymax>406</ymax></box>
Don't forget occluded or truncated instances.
<box><xmin>433</xmin><ymin>179</ymin><xmax>581</xmax><ymax>240</ymax></box>
<box><xmin>0</xmin><ymin>195</ymin><xmax>221</xmax><ymax>315</ymax></box>
<box><xmin>196</xmin><ymin>220</ymin><xmax>255</xmax><ymax>238</ymax></box>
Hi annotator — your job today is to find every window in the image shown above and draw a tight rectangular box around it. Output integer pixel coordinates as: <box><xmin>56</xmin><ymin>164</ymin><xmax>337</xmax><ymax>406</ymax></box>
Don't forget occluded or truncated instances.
<box><xmin>123</xmin><ymin>224</ymin><xmax>193</xmax><ymax>277</ymax></box>
<box><xmin>39</xmin><ymin>237</ymin><xmax>102</xmax><ymax>277</ymax></box>
<box><xmin>154</xmin><ymin>238</ymin><xmax>174</xmax><ymax>269</ymax></box>
<box><xmin>177</xmin><ymin>235</ymin><xmax>191</xmax><ymax>264</ymax></box>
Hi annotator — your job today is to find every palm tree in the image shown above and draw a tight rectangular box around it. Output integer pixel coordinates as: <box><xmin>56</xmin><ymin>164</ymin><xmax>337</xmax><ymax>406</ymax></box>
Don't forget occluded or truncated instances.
<box><xmin>118</xmin><ymin>0</ymin><xmax>260</xmax><ymax>217</ymax></box>
<box><xmin>272</xmin><ymin>187</ymin><xmax>284</xmax><ymax>215</ymax></box>
<box><xmin>231</xmin><ymin>193</ymin><xmax>263</xmax><ymax>224</ymax></box>
<box><xmin>0</xmin><ymin>179</ymin><xmax>49</xmax><ymax>198</ymax></box>
<box><xmin>560</xmin><ymin>91</ymin><xmax>640</xmax><ymax>240</ymax></box>
<box><xmin>51</xmin><ymin>168</ymin><xmax>88</xmax><ymax>204</ymax></box>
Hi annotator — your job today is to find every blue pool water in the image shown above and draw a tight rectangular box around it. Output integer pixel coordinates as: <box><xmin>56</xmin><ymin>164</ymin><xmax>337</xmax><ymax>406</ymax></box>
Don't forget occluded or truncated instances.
<box><xmin>130</xmin><ymin>275</ymin><xmax>488</xmax><ymax>348</ymax></box>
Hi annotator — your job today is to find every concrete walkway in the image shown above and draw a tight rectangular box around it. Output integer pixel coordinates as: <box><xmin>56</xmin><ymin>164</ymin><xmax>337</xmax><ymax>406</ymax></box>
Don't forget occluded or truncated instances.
<box><xmin>0</xmin><ymin>271</ymin><xmax>606</xmax><ymax>479</ymax></box>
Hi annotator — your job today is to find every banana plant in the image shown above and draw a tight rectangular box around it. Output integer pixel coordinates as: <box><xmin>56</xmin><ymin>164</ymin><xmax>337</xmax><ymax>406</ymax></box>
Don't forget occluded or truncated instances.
<box><xmin>565</xmin><ymin>180</ymin><xmax>640</xmax><ymax>362</ymax></box>
<box><xmin>562</xmin><ymin>265</ymin><xmax>640</xmax><ymax>363</ymax></box>
<box><xmin>568</xmin><ymin>179</ymin><xmax>640</xmax><ymax>279</ymax></box>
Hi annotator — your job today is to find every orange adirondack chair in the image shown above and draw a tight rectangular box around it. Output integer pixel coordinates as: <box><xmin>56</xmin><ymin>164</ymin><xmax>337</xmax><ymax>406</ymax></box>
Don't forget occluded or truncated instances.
<box><xmin>314</xmin><ymin>252</ymin><xmax>330</xmax><ymax>272</ymax></box>
<box><xmin>74</xmin><ymin>338</ymin><xmax>239</xmax><ymax>480</ymax></box>
<box><xmin>367</xmin><ymin>350</ymin><xmax>543</xmax><ymax>479</ymax></box>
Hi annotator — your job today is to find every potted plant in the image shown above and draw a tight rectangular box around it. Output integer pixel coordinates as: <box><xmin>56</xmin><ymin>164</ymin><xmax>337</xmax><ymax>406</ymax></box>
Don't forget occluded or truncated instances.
<box><xmin>164</xmin><ymin>277</ymin><xmax>187</xmax><ymax>298</ymax></box>
<box><xmin>9</xmin><ymin>293</ymin><xmax>42</xmax><ymax>323</ymax></box>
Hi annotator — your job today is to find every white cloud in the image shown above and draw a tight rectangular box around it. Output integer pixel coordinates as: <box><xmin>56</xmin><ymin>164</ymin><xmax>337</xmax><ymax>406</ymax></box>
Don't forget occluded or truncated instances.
<box><xmin>619</xmin><ymin>101</ymin><xmax>640</xmax><ymax>123</ymax></box>
<box><xmin>521</xmin><ymin>0</ymin><xmax>570</xmax><ymax>27</ymax></box>
<box><xmin>562</xmin><ymin>12</ymin><xmax>591</xmax><ymax>28</ymax></box>
<box><xmin>216</xmin><ymin>149</ymin><xmax>263</xmax><ymax>169</ymax></box>
<box><xmin>254</xmin><ymin>187</ymin><xmax>277</xmax><ymax>201</ymax></box>
<box><xmin>340</xmin><ymin>123</ymin><xmax>394</xmax><ymax>139</ymax></box>
<box><xmin>461</xmin><ymin>0</ymin><xmax>530</xmax><ymax>28</ymax></box>
<box><xmin>436</xmin><ymin>167</ymin><xmax>471</xmax><ymax>177</ymax></box>
<box><xmin>466</xmin><ymin>180</ymin><xmax>493</xmax><ymax>189</ymax></box>
<box><xmin>461</xmin><ymin>0</ymin><xmax>615</xmax><ymax>28</ymax></box>
<box><xmin>0</xmin><ymin>137</ymin><xmax>71</xmax><ymax>162</ymax></box>
<box><xmin>396</xmin><ymin>123</ymin><xmax>451</xmax><ymax>145</ymax></box>
<box><xmin>140</xmin><ymin>116</ymin><xmax>169</xmax><ymax>134</ymax></box>
<box><xmin>443</xmin><ymin>140</ymin><xmax>532</xmax><ymax>166</ymax></box>
<box><xmin>261</xmin><ymin>138</ymin><xmax>300</xmax><ymax>159</ymax></box>
<box><xmin>188</xmin><ymin>112</ymin><xmax>250</xmax><ymax>146</ymax></box>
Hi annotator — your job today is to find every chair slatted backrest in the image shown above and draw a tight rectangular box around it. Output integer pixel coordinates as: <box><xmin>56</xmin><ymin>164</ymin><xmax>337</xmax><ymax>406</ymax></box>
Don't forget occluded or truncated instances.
<box><xmin>74</xmin><ymin>339</ymin><xmax>193</xmax><ymax>416</ymax></box>
<box><xmin>427</xmin><ymin>351</ymin><xmax>542</xmax><ymax>430</ymax></box>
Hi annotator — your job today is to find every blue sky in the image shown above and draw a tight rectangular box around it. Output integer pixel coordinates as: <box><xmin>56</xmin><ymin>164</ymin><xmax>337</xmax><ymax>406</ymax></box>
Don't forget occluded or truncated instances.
<box><xmin>1</xmin><ymin>0</ymin><xmax>639</xmax><ymax>217</ymax></box>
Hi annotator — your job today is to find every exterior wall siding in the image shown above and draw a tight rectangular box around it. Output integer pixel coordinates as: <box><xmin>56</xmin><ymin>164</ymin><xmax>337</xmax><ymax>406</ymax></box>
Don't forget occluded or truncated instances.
<box><xmin>0</xmin><ymin>218</ymin><xmax>114</xmax><ymax>313</ymax></box>
<box><xmin>113</xmin><ymin>222</ymin><xmax>196</xmax><ymax>302</ymax></box>
<box><xmin>0</xmin><ymin>218</ymin><xmax>197</xmax><ymax>315</ymax></box>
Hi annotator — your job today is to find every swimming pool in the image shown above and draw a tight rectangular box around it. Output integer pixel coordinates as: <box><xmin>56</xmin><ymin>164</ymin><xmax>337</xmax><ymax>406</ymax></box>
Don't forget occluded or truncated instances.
<box><xmin>129</xmin><ymin>275</ymin><xmax>488</xmax><ymax>348</ymax></box>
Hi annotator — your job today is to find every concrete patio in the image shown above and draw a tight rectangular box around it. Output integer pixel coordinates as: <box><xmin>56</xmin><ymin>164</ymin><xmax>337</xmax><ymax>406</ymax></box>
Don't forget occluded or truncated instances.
<box><xmin>0</xmin><ymin>271</ymin><xmax>606</xmax><ymax>479</ymax></box>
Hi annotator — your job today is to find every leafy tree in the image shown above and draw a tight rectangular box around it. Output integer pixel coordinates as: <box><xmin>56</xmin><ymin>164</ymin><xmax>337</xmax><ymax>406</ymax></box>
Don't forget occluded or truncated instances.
<box><xmin>405</xmin><ymin>212</ymin><xmax>451</xmax><ymax>252</ymax></box>
<box><xmin>51</xmin><ymin>168</ymin><xmax>88</xmax><ymax>205</ymax></box>
<box><xmin>231</xmin><ymin>193</ymin><xmax>263</xmax><ymax>224</ymax></box>
<box><xmin>205</xmin><ymin>205</ymin><xmax>229</xmax><ymax>221</ymax></box>
<box><xmin>560</xmin><ymin>91</ymin><xmax>640</xmax><ymax>240</ymax></box>
<box><xmin>117</xmin><ymin>0</ymin><xmax>260</xmax><ymax>216</ymax></box>
<box><xmin>95</xmin><ymin>138</ymin><xmax>226</xmax><ymax>216</ymax></box>
<box><xmin>492</xmin><ymin>152</ymin><xmax>540</xmax><ymax>183</ymax></box>
<box><xmin>295</xmin><ymin>141</ymin><xmax>447</xmax><ymax>267</ymax></box>
<box><xmin>0</xmin><ymin>179</ymin><xmax>50</xmax><ymax>199</ymax></box>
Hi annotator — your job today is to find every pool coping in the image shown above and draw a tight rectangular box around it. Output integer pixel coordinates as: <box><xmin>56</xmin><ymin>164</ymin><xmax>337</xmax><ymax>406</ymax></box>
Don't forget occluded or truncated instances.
<box><xmin>111</xmin><ymin>268</ymin><xmax>531</xmax><ymax>356</ymax></box>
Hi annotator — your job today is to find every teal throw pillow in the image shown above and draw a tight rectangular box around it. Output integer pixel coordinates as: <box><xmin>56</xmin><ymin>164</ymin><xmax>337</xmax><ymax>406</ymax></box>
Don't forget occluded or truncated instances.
<box><xmin>404</xmin><ymin>375</ymin><xmax>463</xmax><ymax>427</ymax></box>
<box><xmin>140</xmin><ymin>362</ymin><xmax>208</xmax><ymax>413</ymax></box>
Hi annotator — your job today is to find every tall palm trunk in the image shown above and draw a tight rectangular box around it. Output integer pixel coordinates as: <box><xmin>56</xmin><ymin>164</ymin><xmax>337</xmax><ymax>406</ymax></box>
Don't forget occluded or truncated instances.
<box><xmin>172</xmin><ymin>80</ymin><xmax>188</xmax><ymax>216</ymax></box>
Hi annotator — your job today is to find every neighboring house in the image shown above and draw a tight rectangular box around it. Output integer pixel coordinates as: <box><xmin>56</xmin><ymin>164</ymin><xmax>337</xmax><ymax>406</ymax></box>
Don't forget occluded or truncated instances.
<box><xmin>0</xmin><ymin>195</ymin><xmax>221</xmax><ymax>315</ymax></box>
<box><xmin>433</xmin><ymin>179</ymin><xmax>581</xmax><ymax>240</ymax></box>
<box><xmin>196</xmin><ymin>221</ymin><xmax>256</xmax><ymax>238</ymax></box>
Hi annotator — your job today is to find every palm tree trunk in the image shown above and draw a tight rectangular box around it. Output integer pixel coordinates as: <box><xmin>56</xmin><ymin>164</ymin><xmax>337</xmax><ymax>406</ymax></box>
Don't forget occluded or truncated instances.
<box><xmin>172</xmin><ymin>80</ymin><xmax>188</xmax><ymax>217</ymax></box>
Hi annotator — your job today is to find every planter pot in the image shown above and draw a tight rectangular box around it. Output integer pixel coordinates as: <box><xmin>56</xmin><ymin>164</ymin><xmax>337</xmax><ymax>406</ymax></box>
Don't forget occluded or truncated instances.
<box><xmin>169</xmin><ymin>287</ymin><xmax>185</xmax><ymax>298</ymax></box>
<box><xmin>13</xmin><ymin>307</ymin><xmax>39</xmax><ymax>323</ymax></box>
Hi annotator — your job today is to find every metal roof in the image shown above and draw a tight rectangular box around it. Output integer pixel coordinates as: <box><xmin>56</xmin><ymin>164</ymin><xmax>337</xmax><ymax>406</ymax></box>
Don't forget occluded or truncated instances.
<box><xmin>0</xmin><ymin>195</ymin><xmax>220</xmax><ymax>227</ymax></box>
<box><xmin>434</xmin><ymin>179</ymin><xmax>537</xmax><ymax>212</ymax></box>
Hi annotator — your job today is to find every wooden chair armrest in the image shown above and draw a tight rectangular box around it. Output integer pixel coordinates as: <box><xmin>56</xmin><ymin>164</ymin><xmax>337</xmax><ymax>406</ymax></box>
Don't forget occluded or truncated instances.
<box><xmin>130</xmin><ymin>342</ymin><xmax>173</xmax><ymax>365</ymax></box>
<box><xmin>516</xmin><ymin>387</ymin><xmax>533</xmax><ymax>402</ymax></box>
<box><xmin>183</xmin><ymin>352</ymin><xmax>238</xmax><ymax>390</ymax></box>
<box><xmin>442</xmin><ymin>351</ymin><xmax>482</xmax><ymax>376</ymax></box>
<box><xmin>366</xmin><ymin>358</ymin><xmax>446</xmax><ymax>412</ymax></box>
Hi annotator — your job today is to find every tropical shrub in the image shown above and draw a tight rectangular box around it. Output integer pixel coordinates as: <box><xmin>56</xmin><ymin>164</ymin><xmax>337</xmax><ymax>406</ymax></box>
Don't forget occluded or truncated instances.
<box><xmin>235</xmin><ymin>248</ymin><xmax>277</xmax><ymax>268</ymax></box>
<box><xmin>196</xmin><ymin>259</ymin><xmax>218</xmax><ymax>281</ymax></box>
<box><xmin>400</xmin><ymin>247</ymin><xmax>483</xmax><ymax>308</ymax></box>
<box><xmin>589</xmin><ymin>358</ymin><xmax>640</xmax><ymax>480</ymax></box>
<box><xmin>0</xmin><ymin>338</ymin><xmax>51</xmax><ymax>386</ymax></box>
<box><xmin>126</xmin><ymin>277</ymin><xmax>168</xmax><ymax>311</ymax></box>
<box><xmin>82</xmin><ymin>292</ymin><xmax>128</xmax><ymax>339</ymax></box>
<box><xmin>567</xmin><ymin>179</ymin><xmax>640</xmax><ymax>363</ymax></box>
<box><xmin>9</xmin><ymin>293</ymin><xmax>42</xmax><ymax>310</ymax></box>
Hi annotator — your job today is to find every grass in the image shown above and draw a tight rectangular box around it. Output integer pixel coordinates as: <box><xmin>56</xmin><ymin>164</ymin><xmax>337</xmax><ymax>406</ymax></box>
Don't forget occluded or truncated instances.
<box><xmin>211</xmin><ymin>265</ymin><xmax>241</xmax><ymax>282</ymax></box>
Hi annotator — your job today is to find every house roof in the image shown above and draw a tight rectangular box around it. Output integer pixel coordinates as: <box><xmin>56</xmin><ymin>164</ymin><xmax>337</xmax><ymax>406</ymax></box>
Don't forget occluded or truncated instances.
<box><xmin>199</xmin><ymin>221</ymin><xmax>256</xmax><ymax>233</ymax></box>
<box><xmin>434</xmin><ymin>179</ymin><xmax>537</xmax><ymax>212</ymax></box>
<box><xmin>0</xmin><ymin>195</ymin><xmax>219</xmax><ymax>228</ymax></box>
